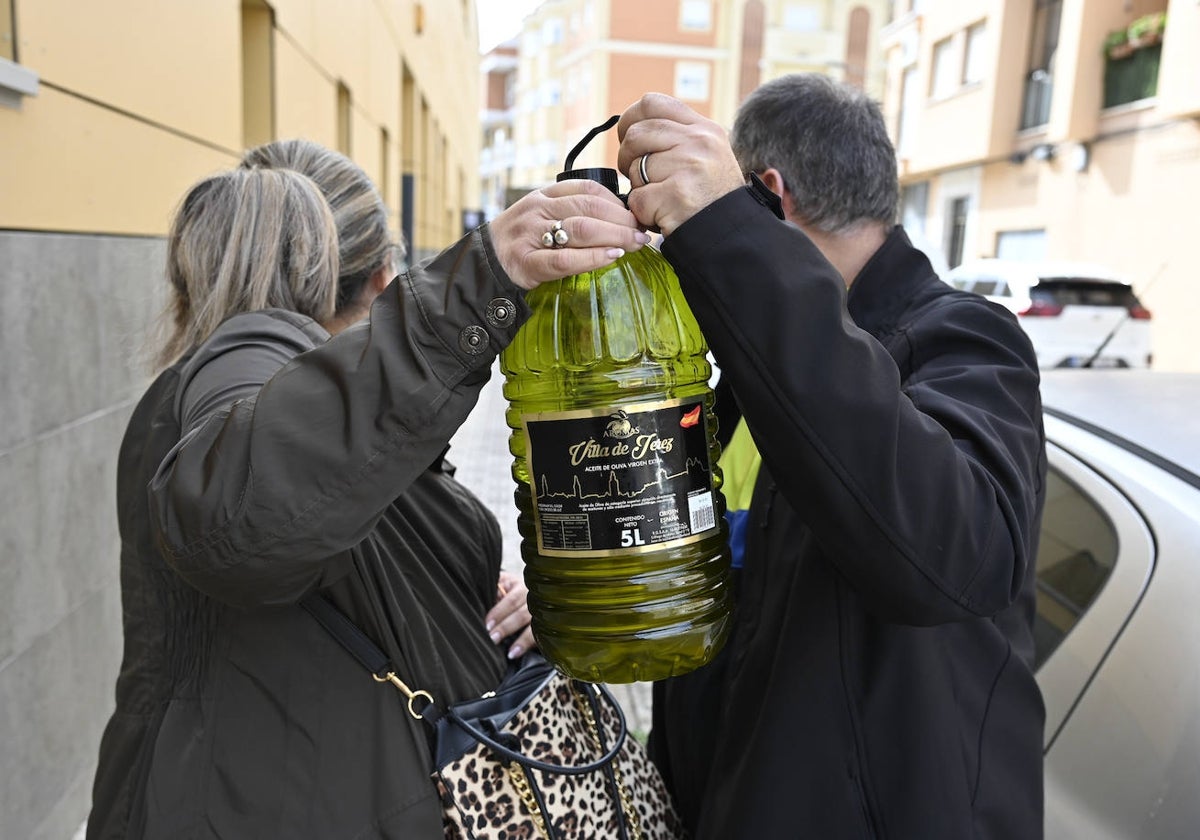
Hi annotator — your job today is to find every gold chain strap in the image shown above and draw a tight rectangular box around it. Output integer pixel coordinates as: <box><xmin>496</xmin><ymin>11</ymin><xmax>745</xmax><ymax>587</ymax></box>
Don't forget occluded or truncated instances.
<box><xmin>501</xmin><ymin>680</ymin><xmax>641</xmax><ymax>840</ymax></box>
<box><xmin>506</xmin><ymin>762</ymin><xmax>551</xmax><ymax>840</ymax></box>
<box><xmin>571</xmin><ymin>682</ymin><xmax>644</xmax><ymax>840</ymax></box>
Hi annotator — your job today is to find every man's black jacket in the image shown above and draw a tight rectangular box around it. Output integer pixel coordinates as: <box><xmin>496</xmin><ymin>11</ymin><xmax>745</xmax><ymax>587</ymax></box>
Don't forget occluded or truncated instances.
<box><xmin>649</xmin><ymin>188</ymin><xmax>1047</xmax><ymax>839</ymax></box>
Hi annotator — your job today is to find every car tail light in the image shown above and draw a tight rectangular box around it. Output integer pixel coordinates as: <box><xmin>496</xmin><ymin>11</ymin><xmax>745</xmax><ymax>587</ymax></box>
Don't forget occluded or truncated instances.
<box><xmin>1018</xmin><ymin>301</ymin><xmax>1063</xmax><ymax>317</ymax></box>
<box><xmin>1128</xmin><ymin>304</ymin><xmax>1152</xmax><ymax>320</ymax></box>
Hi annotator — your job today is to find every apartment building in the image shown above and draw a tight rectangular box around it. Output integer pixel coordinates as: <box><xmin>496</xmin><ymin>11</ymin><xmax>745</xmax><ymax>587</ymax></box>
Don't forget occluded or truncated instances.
<box><xmin>481</xmin><ymin>39</ymin><xmax>520</xmax><ymax>219</ymax></box>
<box><xmin>503</xmin><ymin>0</ymin><xmax>740</xmax><ymax>190</ymax></box>
<box><xmin>484</xmin><ymin>0</ymin><xmax>891</xmax><ymax>203</ymax></box>
<box><xmin>757</xmin><ymin>0</ymin><xmax>892</xmax><ymax>99</ymax></box>
<box><xmin>0</xmin><ymin>2</ymin><xmax>480</xmax><ymax>836</ymax></box>
<box><xmin>882</xmin><ymin>0</ymin><xmax>1200</xmax><ymax>371</ymax></box>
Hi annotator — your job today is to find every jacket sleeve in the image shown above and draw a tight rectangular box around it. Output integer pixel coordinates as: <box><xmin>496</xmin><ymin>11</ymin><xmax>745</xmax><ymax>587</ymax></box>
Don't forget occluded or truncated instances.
<box><xmin>149</xmin><ymin>225</ymin><xmax>528</xmax><ymax>608</ymax></box>
<box><xmin>662</xmin><ymin>189</ymin><xmax>1044</xmax><ymax>626</ymax></box>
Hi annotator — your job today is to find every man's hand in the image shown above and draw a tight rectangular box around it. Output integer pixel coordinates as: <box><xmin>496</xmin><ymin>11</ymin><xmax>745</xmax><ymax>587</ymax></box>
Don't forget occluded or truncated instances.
<box><xmin>617</xmin><ymin>93</ymin><xmax>746</xmax><ymax>237</ymax></box>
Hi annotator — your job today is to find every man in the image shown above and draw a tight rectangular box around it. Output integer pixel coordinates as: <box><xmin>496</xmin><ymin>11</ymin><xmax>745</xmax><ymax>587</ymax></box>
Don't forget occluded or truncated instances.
<box><xmin>616</xmin><ymin>75</ymin><xmax>1046</xmax><ymax>838</ymax></box>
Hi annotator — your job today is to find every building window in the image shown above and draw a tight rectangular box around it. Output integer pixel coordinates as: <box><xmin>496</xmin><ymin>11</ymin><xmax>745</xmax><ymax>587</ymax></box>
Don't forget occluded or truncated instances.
<box><xmin>962</xmin><ymin>21</ymin><xmax>987</xmax><ymax>85</ymax></box>
<box><xmin>1033</xmin><ymin>467</ymin><xmax>1117</xmax><ymax>668</ymax></box>
<box><xmin>542</xmin><ymin>17</ymin><xmax>563</xmax><ymax>45</ymax></box>
<box><xmin>929</xmin><ymin>36</ymin><xmax>957</xmax><ymax>99</ymax></box>
<box><xmin>945</xmin><ymin>195</ymin><xmax>969</xmax><ymax>268</ymax></box>
<box><xmin>337</xmin><ymin>81</ymin><xmax>352</xmax><ymax>155</ymax></box>
<box><xmin>1</xmin><ymin>0</ymin><xmax>14</xmax><ymax>61</ymax></box>
<box><xmin>241</xmin><ymin>0</ymin><xmax>275</xmax><ymax>149</ymax></box>
<box><xmin>675</xmin><ymin>61</ymin><xmax>711</xmax><ymax>102</ymax></box>
<box><xmin>1022</xmin><ymin>0</ymin><xmax>1062</xmax><ymax>129</ymax></box>
<box><xmin>900</xmin><ymin>181</ymin><xmax>929</xmax><ymax>236</ymax></box>
<box><xmin>380</xmin><ymin>127</ymin><xmax>390</xmax><ymax>204</ymax></box>
<box><xmin>844</xmin><ymin>6</ymin><xmax>870</xmax><ymax>89</ymax></box>
<box><xmin>996</xmin><ymin>229</ymin><xmax>1047</xmax><ymax>262</ymax></box>
<box><xmin>783</xmin><ymin>3</ymin><xmax>822</xmax><ymax>32</ymax></box>
<box><xmin>680</xmin><ymin>0</ymin><xmax>712</xmax><ymax>31</ymax></box>
<box><xmin>896</xmin><ymin>65</ymin><xmax>919</xmax><ymax>157</ymax></box>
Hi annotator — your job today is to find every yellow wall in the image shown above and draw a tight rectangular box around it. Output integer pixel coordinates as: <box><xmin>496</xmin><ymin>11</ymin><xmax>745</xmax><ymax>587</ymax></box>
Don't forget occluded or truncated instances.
<box><xmin>0</xmin><ymin>86</ymin><xmax>232</xmax><ymax>235</ymax></box>
<box><xmin>16</xmin><ymin>0</ymin><xmax>242</xmax><ymax>149</ymax></box>
<box><xmin>1159</xmin><ymin>0</ymin><xmax>1200</xmax><ymax>119</ymax></box>
<box><xmin>0</xmin><ymin>0</ymin><xmax>480</xmax><ymax>252</ymax></box>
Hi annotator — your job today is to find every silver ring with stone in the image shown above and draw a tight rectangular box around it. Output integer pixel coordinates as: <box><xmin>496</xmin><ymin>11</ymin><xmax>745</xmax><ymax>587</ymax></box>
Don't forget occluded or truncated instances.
<box><xmin>638</xmin><ymin>153</ymin><xmax>651</xmax><ymax>186</ymax></box>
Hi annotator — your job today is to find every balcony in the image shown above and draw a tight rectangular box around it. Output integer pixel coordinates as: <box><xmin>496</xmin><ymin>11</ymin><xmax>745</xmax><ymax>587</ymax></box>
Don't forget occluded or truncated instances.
<box><xmin>1101</xmin><ymin>11</ymin><xmax>1165</xmax><ymax>110</ymax></box>
<box><xmin>1103</xmin><ymin>43</ymin><xmax>1161</xmax><ymax>109</ymax></box>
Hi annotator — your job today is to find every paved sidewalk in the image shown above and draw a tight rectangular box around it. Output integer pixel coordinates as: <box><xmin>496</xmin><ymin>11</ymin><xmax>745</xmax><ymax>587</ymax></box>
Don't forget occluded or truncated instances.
<box><xmin>448</xmin><ymin>363</ymin><xmax>653</xmax><ymax>736</ymax></box>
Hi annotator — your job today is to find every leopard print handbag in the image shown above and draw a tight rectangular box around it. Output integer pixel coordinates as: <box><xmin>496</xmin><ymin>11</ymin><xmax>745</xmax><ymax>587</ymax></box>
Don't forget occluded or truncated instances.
<box><xmin>300</xmin><ymin>595</ymin><xmax>687</xmax><ymax>840</ymax></box>
<box><xmin>432</xmin><ymin>653</ymin><xmax>687</xmax><ymax>840</ymax></box>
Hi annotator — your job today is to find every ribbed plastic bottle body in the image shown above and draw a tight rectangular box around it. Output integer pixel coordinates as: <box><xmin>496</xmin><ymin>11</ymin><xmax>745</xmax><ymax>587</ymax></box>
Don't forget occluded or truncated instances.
<box><xmin>500</xmin><ymin>246</ymin><xmax>733</xmax><ymax>683</ymax></box>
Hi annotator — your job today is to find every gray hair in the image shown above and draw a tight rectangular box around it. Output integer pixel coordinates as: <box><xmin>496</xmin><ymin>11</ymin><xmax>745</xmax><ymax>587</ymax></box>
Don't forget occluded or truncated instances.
<box><xmin>241</xmin><ymin>139</ymin><xmax>398</xmax><ymax>313</ymax></box>
<box><xmin>731</xmin><ymin>74</ymin><xmax>898</xmax><ymax>235</ymax></box>
<box><xmin>157</xmin><ymin>168</ymin><xmax>339</xmax><ymax>368</ymax></box>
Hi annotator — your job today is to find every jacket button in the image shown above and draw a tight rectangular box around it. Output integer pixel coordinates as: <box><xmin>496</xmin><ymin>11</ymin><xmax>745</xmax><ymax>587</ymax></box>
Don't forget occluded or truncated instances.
<box><xmin>486</xmin><ymin>297</ymin><xmax>516</xmax><ymax>328</ymax></box>
<box><xmin>459</xmin><ymin>325</ymin><xmax>489</xmax><ymax>355</ymax></box>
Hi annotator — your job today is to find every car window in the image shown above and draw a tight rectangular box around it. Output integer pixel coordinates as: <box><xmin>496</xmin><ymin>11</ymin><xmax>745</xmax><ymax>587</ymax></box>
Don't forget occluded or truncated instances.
<box><xmin>951</xmin><ymin>275</ymin><xmax>1012</xmax><ymax>297</ymax></box>
<box><xmin>1033</xmin><ymin>466</ymin><xmax>1118</xmax><ymax>669</ymax></box>
<box><xmin>1035</xmin><ymin>279</ymin><xmax>1136</xmax><ymax>307</ymax></box>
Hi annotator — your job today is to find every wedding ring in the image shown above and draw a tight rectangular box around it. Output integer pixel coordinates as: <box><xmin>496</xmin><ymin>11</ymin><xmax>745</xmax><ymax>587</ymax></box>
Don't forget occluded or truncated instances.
<box><xmin>638</xmin><ymin>153</ymin><xmax>651</xmax><ymax>186</ymax></box>
<box><xmin>542</xmin><ymin>219</ymin><xmax>569</xmax><ymax>248</ymax></box>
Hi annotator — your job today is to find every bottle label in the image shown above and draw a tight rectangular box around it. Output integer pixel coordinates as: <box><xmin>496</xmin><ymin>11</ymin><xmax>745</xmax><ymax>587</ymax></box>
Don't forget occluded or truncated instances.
<box><xmin>523</xmin><ymin>397</ymin><xmax>718</xmax><ymax>557</ymax></box>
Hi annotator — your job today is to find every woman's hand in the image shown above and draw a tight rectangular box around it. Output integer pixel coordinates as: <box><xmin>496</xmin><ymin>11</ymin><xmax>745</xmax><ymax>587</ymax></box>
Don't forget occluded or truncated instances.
<box><xmin>489</xmin><ymin>180</ymin><xmax>650</xmax><ymax>290</ymax></box>
<box><xmin>486</xmin><ymin>570</ymin><xmax>536</xmax><ymax>660</ymax></box>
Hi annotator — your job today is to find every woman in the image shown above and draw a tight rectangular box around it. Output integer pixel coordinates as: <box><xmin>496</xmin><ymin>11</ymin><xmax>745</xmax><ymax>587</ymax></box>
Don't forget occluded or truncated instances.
<box><xmin>239</xmin><ymin>139</ymin><xmax>533</xmax><ymax>652</ymax></box>
<box><xmin>88</xmin><ymin>152</ymin><xmax>647</xmax><ymax>839</ymax></box>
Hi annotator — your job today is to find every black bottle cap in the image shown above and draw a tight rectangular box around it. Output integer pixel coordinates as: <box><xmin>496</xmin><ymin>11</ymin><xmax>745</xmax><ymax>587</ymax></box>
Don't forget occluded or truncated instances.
<box><xmin>556</xmin><ymin>115</ymin><xmax>622</xmax><ymax>197</ymax></box>
<box><xmin>556</xmin><ymin>167</ymin><xmax>620</xmax><ymax>196</ymax></box>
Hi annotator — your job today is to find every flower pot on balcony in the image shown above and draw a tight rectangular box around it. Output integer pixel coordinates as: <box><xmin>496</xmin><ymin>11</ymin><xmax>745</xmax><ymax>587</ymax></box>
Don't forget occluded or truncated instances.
<box><xmin>1108</xmin><ymin>41</ymin><xmax>1134</xmax><ymax>60</ymax></box>
<box><xmin>1127</xmin><ymin>13</ymin><xmax>1166</xmax><ymax>51</ymax></box>
<box><xmin>1128</xmin><ymin>32</ymin><xmax>1161</xmax><ymax>50</ymax></box>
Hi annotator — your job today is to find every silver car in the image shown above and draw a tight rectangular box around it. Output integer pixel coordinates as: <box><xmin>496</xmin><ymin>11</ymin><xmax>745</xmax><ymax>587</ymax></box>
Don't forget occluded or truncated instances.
<box><xmin>1037</xmin><ymin>370</ymin><xmax>1200</xmax><ymax>837</ymax></box>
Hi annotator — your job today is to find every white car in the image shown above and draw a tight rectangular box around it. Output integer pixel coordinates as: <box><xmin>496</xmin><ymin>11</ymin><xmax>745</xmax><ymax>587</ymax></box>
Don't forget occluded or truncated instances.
<box><xmin>944</xmin><ymin>259</ymin><xmax>1153</xmax><ymax>369</ymax></box>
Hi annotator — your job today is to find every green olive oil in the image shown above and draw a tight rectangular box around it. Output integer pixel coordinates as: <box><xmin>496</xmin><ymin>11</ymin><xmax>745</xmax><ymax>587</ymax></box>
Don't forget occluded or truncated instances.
<box><xmin>501</xmin><ymin>244</ymin><xmax>733</xmax><ymax>683</ymax></box>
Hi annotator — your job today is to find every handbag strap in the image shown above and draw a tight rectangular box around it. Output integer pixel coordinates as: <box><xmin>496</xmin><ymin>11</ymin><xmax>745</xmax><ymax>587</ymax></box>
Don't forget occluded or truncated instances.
<box><xmin>300</xmin><ymin>594</ymin><xmax>440</xmax><ymax>722</ymax></box>
<box><xmin>303</xmin><ymin>594</ymin><xmax>643</xmax><ymax>840</ymax></box>
<box><xmin>444</xmin><ymin>681</ymin><xmax>628</xmax><ymax>775</ymax></box>
<box><xmin>301</xmin><ymin>593</ymin><xmax>630</xmax><ymax>773</ymax></box>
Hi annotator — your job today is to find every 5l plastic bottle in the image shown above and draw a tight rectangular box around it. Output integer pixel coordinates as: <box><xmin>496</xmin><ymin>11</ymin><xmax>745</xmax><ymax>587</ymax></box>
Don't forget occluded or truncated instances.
<box><xmin>500</xmin><ymin>119</ymin><xmax>732</xmax><ymax>683</ymax></box>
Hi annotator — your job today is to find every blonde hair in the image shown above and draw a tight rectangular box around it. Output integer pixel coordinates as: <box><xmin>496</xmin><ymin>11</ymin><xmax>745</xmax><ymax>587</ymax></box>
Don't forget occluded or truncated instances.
<box><xmin>241</xmin><ymin>139</ymin><xmax>398</xmax><ymax>313</ymax></box>
<box><xmin>156</xmin><ymin>168</ymin><xmax>339</xmax><ymax>369</ymax></box>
